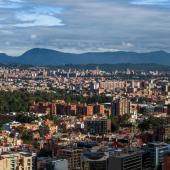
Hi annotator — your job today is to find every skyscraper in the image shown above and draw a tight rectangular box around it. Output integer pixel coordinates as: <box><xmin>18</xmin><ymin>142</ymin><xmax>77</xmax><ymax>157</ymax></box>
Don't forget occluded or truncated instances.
<box><xmin>144</xmin><ymin>142</ymin><xmax>169</xmax><ymax>170</ymax></box>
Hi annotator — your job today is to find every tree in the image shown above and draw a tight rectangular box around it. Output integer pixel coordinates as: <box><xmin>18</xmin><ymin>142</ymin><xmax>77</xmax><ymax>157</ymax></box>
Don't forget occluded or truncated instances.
<box><xmin>44</xmin><ymin>115</ymin><xmax>59</xmax><ymax>125</ymax></box>
<box><xmin>21</xmin><ymin>129</ymin><xmax>33</xmax><ymax>144</ymax></box>
<box><xmin>138</xmin><ymin>116</ymin><xmax>166</xmax><ymax>132</ymax></box>
<box><xmin>15</xmin><ymin>114</ymin><xmax>38</xmax><ymax>123</ymax></box>
<box><xmin>138</xmin><ymin>119</ymin><xmax>150</xmax><ymax>132</ymax></box>
<box><xmin>39</xmin><ymin>125</ymin><xmax>50</xmax><ymax>137</ymax></box>
<box><xmin>111</xmin><ymin>117</ymin><xmax>119</xmax><ymax>132</ymax></box>
<box><xmin>119</xmin><ymin>114</ymin><xmax>131</xmax><ymax>125</ymax></box>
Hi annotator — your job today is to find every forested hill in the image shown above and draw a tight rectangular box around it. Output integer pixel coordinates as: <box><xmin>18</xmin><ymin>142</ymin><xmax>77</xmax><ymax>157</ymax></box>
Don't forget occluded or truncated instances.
<box><xmin>1</xmin><ymin>48</ymin><xmax>170</xmax><ymax>65</ymax></box>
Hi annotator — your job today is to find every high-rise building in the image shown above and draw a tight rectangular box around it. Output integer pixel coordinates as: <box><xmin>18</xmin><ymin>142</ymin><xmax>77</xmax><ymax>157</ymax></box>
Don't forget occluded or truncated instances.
<box><xmin>111</xmin><ymin>99</ymin><xmax>130</xmax><ymax>116</ymax></box>
<box><xmin>144</xmin><ymin>142</ymin><xmax>169</xmax><ymax>170</ymax></box>
<box><xmin>81</xmin><ymin>149</ymin><xmax>151</xmax><ymax>170</ymax></box>
<box><xmin>163</xmin><ymin>153</ymin><xmax>170</xmax><ymax>170</ymax></box>
<box><xmin>142</xmin><ymin>151</ymin><xmax>152</xmax><ymax>170</ymax></box>
<box><xmin>108</xmin><ymin>149</ymin><xmax>143</xmax><ymax>170</ymax></box>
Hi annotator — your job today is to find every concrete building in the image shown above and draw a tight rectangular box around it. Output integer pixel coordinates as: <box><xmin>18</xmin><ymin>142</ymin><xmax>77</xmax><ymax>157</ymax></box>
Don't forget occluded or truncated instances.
<box><xmin>142</xmin><ymin>151</ymin><xmax>152</xmax><ymax>170</ymax></box>
<box><xmin>144</xmin><ymin>142</ymin><xmax>169</xmax><ymax>170</ymax></box>
<box><xmin>163</xmin><ymin>153</ymin><xmax>170</xmax><ymax>170</ymax></box>
<box><xmin>0</xmin><ymin>152</ymin><xmax>36</xmax><ymax>170</ymax></box>
<box><xmin>111</xmin><ymin>99</ymin><xmax>130</xmax><ymax>116</ymax></box>
<box><xmin>93</xmin><ymin>104</ymin><xmax>105</xmax><ymax>115</ymax></box>
<box><xmin>84</xmin><ymin>118</ymin><xmax>111</xmax><ymax>135</ymax></box>
<box><xmin>108</xmin><ymin>149</ymin><xmax>143</xmax><ymax>170</ymax></box>
<box><xmin>81</xmin><ymin>149</ymin><xmax>150</xmax><ymax>170</ymax></box>
<box><xmin>46</xmin><ymin>159</ymin><xmax>68</xmax><ymax>170</ymax></box>
<box><xmin>2</xmin><ymin>121</ymin><xmax>21</xmax><ymax>132</ymax></box>
<box><xmin>81</xmin><ymin>152</ymin><xmax>109</xmax><ymax>170</ymax></box>
<box><xmin>58</xmin><ymin>148</ymin><xmax>83</xmax><ymax>170</ymax></box>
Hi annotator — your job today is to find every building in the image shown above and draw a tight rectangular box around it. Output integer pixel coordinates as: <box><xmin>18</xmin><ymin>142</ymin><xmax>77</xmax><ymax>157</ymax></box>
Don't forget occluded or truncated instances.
<box><xmin>144</xmin><ymin>142</ymin><xmax>169</xmax><ymax>170</ymax></box>
<box><xmin>46</xmin><ymin>159</ymin><xmax>68</xmax><ymax>170</ymax></box>
<box><xmin>2</xmin><ymin>121</ymin><xmax>21</xmax><ymax>132</ymax></box>
<box><xmin>150</xmin><ymin>124</ymin><xmax>170</xmax><ymax>142</ymax></box>
<box><xmin>0</xmin><ymin>152</ymin><xmax>36</xmax><ymax>170</ymax></box>
<box><xmin>58</xmin><ymin>148</ymin><xmax>83</xmax><ymax>170</ymax></box>
<box><xmin>108</xmin><ymin>149</ymin><xmax>143</xmax><ymax>170</ymax></box>
<box><xmin>153</xmin><ymin>127</ymin><xmax>165</xmax><ymax>142</ymax></box>
<box><xmin>81</xmin><ymin>149</ymin><xmax>152</xmax><ymax>170</ymax></box>
<box><xmin>164</xmin><ymin>124</ymin><xmax>170</xmax><ymax>141</ymax></box>
<box><xmin>81</xmin><ymin>152</ymin><xmax>109</xmax><ymax>170</ymax></box>
<box><xmin>37</xmin><ymin>157</ymin><xmax>52</xmax><ymax>170</ymax></box>
<box><xmin>167</xmin><ymin>104</ymin><xmax>170</xmax><ymax>115</ymax></box>
<box><xmin>30</xmin><ymin>101</ymin><xmax>104</xmax><ymax>116</ymax></box>
<box><xmin>86</xmin><ymin>105</ymin><xmax>94</xmax><ymax>116</ymax></box>
<box><xmin>142</xmin><ymin>151</ymin><xmax>152</xmax><ymax>170</ymax></box>
<box><xmin>84</xmin><ymin>118</ymin><xmax>111</xmax><ymax>135</ymax></box>
<box><xmin>93</xmin><ymin>103</ymin><xmax>105</xmax><ymax>115</ymax></box>
<box><xmin>111</xmin><ymin>99</ymin><xmax>130</xmax><ymax>116</ymax></box>
<box><xmin>163</xmin><ymin>153</ymin><xmax>170</xmax><ymax>170</ymax></box>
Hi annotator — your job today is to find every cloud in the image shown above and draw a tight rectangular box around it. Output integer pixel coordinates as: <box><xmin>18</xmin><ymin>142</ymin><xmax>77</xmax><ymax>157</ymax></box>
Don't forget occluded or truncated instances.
<box><xmin>122</xmin><ymin>41</ymin><xmax>134</xmax><ymax>48</ymax></box>
<box><xmin>0</xmin><ymin>0</ymin><xmax>170</xmax><ymax>55</ymax></box>
<box><xmin>0</xmin><ymin>0</ymin><xmax>24</xmax><ymax>9</ymax></box>
<box><xmin>5</xmin><ymin>41</ymin><xmax>10</xmax><ymax>45</ymax></box>
<box><xmin>31</xmin><ymin>6</ymin><xmax>64</xmax><ymax>15</ymax></box>
<box><xmin>0</xmin><ymin>0</ymin><xmax>65</xmax><ymax>27</ymax></box>
<box><xmin>97</xmin><ymin>48</ymin><xmax>119</xmax><ymax>52</ymax></box>
<box><xmin>8</xmin><ymin>0</ymin><xmax>24</xmax><ymax>2</ymax></box>
<box><xmin>15</xmin><ymin>13</ymin><xmax>64</xmax><ymax>27</ymax></box>
<box><xmin>30</xmin><ymin>34</ymin><xmax>37</xmax><ymax>39</ymax></box>
<box><xmin>13</xmin><ymin>5</ymin><xmax>65</xmax><ymax>27</ymax></box>
<box><xmin>0</xmin><ymin>30</ymin><xmax>13</xmax><ymax>34</ymax></box>
<box><xmin>131</xmin><ymin>0</ymin><xmax>170</xmax><ymax>8</ymax></box>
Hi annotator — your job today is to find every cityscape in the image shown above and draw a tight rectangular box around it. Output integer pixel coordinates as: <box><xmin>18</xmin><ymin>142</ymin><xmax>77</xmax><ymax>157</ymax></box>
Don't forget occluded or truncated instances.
<box><xmin>1</xmin><ymin>0</ymin><xmax>170</xmax><ymax>170</ymax></box>
<box><xmin>0</xmin><ymin>64</ymin><xmax>170</xmax><ymax>170</ymax></box>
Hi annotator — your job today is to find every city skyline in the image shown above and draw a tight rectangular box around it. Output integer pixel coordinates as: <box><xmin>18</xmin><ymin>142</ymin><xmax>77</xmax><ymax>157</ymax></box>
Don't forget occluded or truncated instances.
<box><xmin>0</xmin><ymin>0</ymin><xmax>170</xmax><ymax>55</ymax></box>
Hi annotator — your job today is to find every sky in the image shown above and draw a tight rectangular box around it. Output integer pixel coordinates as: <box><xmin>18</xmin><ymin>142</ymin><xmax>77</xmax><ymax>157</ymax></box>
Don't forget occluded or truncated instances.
<box><xmin>0</xmin><ymin>0</ymin><xmax>170</xmax><ymax>55</ymax></box>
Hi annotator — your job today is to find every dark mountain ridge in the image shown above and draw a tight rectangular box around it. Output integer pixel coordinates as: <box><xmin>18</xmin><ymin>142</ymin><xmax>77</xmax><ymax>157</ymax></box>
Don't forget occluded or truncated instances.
<box><xmin>0</xmin><ymin>48</ymin><xmax>170</xmax><ymax>66</ymax></box>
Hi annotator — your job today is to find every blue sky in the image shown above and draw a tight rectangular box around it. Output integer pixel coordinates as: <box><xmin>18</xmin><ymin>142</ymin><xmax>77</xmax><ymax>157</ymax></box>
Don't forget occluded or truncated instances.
<box><xmin>0</xmin><ymin>0</ymin><xmax>170</xmax><ymax>55</ymax></box>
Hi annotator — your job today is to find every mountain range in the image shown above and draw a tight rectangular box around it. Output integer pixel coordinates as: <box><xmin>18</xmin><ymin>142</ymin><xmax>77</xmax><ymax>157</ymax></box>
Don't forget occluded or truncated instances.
<box><xmin>0</xmin><ymin>48</ymin><xmax>170</xmax><ymax>66</ymax></box>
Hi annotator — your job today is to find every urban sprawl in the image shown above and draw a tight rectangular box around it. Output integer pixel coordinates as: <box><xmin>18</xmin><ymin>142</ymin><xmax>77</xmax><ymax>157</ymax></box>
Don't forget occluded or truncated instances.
<box><xmin>0</xmin><ymin>65</ymin><xmax>170</xmax><ymax>170</ymax></box>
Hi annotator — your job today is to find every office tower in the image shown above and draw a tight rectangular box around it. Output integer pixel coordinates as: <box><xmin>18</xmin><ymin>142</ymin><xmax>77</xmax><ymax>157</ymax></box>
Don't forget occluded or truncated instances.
<box><xmin>142</xmin><ymin>151</ymin><xmax>152</xmax><ymax>170</ymax></box>
<box><xmin>108</xmin><ymin>149</ymin><xmax>143</xmax><ymax>170</ymax></box>
<box><xmin>144</xmin><ymin>142</ymin><xmax>169</xmax><ymax>170</ymax></box>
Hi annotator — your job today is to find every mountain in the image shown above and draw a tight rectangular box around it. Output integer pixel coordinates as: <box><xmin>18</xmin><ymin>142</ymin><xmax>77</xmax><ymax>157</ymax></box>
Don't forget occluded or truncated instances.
<box><xmin>0</xmin><ymin>48</ymin><xmax>170</xmax><ymax>66</ymax></box>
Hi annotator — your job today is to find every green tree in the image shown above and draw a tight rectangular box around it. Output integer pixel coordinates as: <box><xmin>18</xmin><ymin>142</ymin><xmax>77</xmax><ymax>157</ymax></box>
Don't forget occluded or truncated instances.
<box><xmin>111</xmin><ymin>117</ymin><xmax>119</xmax><ymax>132</ymax></box>
<box><xmin>21</xmin><ymin>129</ymin><xmax>33</xmax><ymax>144</ymax></box>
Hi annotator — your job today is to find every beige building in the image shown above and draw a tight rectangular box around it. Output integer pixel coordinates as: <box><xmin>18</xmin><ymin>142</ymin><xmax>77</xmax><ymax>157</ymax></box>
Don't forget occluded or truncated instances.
<box><xmin>0</xmin><ymin>152</ymin><xmax>36</xmax><ymax>170</ymax></box>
